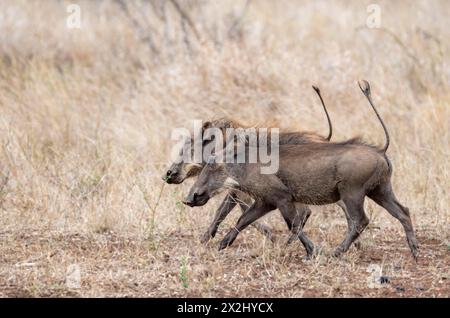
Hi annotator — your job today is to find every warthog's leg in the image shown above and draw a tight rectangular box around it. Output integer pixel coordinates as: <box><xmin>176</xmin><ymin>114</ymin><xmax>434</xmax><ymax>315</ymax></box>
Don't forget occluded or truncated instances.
<box><xmin>368</xmin><ymin>182</ymin><xmax>419</xmax><ymax>260</ymax></box>
<box><xmin>278</xmin><ymin>200</ymin><xmax>315</xmax><ymax>258</ymax></box>
<box><xmin>286</xmin><ymin>201</ymin><xmax>363</xmax><ymax>250</ymax></box>
<box><xmin>218</xmin><ymin>200</ymin><xmax>274</xmax><ymax>250</ymax></box>
<box><xmin>200</xmin><ymin>192</ymin><xmax>238</xmax><ymax>244</ymax></box>
<box><xmin>200</xmin><ymin>192</ymin><xmax>273</xmax><ymax>244</ymax></box>
<box><xmin>236</xmin><ymin>194</ymin><xmax>274</xmax><ymax>242</ymax></box>
<box><xmin>333</xmin><ymin>192</ymin><xmax>369</xmax><ymax>257</ymax></box>
<box><xmin>286</xmin><ymin>203</ymin><xmax>312</xmax><ymax>245</ymax></box>
<box><xmin>337</xmin><ymin>200</ymin><xmax>362</xmax><ymax>250</ymax></box>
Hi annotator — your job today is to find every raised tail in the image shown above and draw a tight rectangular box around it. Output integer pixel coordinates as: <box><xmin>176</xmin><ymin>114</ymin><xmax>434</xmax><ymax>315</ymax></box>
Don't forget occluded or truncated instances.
<box><xmin>312</xmin><ymin>85</ymin><xmax>332</xmax><ymax>141</ymax></box>
<box><xmin>358</xmin><ymin>80</ymin><xmax>390</xmax><ymax>153</ymax></box>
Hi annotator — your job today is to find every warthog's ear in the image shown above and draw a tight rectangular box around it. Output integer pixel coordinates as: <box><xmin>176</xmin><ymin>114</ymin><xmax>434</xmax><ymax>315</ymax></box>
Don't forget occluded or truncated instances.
<box><xmin>202</xmin><ymin>121</ymin><xmax>212</xmax><ymax>131</ymax></box>
<box><xmin>224</xmin><ymin>177</ymin><xmax>240</xmax><ymax>188</ymax></box>
<box><xmin>189</xmin><ymin>162</ymin><xmax>203</xmax><ymax>168</ymax></box>
<box><xmin>183</xmin><ymin>163</ymin><xmax>203</xmax><ymax>173</ymax></box>
<box><xmin>217</xmin><ymin>119</ymin><xmax>232</xmax><ymax>129</ymax></box>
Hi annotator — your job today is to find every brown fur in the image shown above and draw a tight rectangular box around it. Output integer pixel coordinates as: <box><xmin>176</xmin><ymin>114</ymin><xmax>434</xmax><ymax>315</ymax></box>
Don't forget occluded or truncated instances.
<box><xmin>184</xmin><ymin>81</ymin><xmax>418</xmax><ymax>260</ymax></box>
<box><xmin>165</xmin><ymin>118</ymin><xmax>330</xmax><ymax>243</ymax></box>
<box><xmin>164</xmin><ymin>84</ymin><xmax>333</xmax><ymax>184</ymax></box>
<box><xmin>167</xmin><ymin>86</ymin><xmax>339</xmax><ymax>245</ymax></box>
<box><xmin>169</xmin><ymin>86</ymin><xmax>342</xmax><ymax>244</ymax></box>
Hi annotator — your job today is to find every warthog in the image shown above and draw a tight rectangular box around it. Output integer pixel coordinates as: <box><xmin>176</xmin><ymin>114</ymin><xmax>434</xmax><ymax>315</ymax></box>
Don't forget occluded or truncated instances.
<box><xmin>164</xmin><ymin>86</ymin><xmax>344</xmax><ymax>244</ymax></box>
<box><xmin>184</xmin><ymin>81</ymin><xmax>419</xmax><ymax>260</ymax></box>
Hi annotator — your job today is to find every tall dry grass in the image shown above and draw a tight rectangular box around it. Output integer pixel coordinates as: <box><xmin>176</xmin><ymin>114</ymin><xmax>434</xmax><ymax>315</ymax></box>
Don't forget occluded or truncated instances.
<box><xmin>0</xmin><ymin>0</ymin><xmax>448</xmax><ymax>297</ymax></box>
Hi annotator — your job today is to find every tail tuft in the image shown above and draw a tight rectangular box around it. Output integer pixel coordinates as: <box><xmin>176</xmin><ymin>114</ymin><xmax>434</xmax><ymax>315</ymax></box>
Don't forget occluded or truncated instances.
<box><xmin>358</xmin><ymin>80</ymin><xmax>390</xmax><ymax>153</ymax></box>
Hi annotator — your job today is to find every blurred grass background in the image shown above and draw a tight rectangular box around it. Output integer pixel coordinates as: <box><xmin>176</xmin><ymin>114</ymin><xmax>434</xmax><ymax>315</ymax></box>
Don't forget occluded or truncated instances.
<box><xmin>0</xmin><ymin>0</ymin><xmax>448</xmax><ymax>270</ymax></box>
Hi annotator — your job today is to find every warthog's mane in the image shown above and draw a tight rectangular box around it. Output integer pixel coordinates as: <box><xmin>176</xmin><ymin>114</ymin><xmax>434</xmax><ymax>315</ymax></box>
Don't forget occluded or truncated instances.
<box><xmin>205</xmin><ymin>117</ymin><xmax>327</xmax><ymax>141</ymax></box>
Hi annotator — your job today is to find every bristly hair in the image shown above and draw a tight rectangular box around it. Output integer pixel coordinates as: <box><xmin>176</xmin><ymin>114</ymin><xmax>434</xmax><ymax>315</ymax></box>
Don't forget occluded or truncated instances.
<box><xmin>205</xmin><ymin>117</ymin><xmax>329</xmax><ymax>141</ymax></box>
<box><xmin>205</xmin><ymin>117</ymin><xmax>279</xmax><ymax>130</ymax></box>
<box><xmin>204</xmin><ymin>119</ymin><xmax>382</xmax><ymax>152</ymax></box>
<box><xmin>205</xmin><ymin>117</ymin><xmax>244</xmax><ymax>129</ymax></box>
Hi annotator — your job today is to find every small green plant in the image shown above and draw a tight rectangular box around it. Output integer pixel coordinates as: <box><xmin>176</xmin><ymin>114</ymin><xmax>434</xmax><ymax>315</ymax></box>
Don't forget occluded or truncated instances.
<box><xmin>176</xmin><ymin>200</ymin><xmax>188</xmax><ymax>226</ymax></box>
<box><xmin>50</xmin><ymin>283</ymin><xmax>64</xmax><ymax>290</ymax></box>
<box><xmin>179</xmin><ymin>257</ymin><xmax>189</xmax><ymax>289</ymax></box>
<box><xmin>138</xmin><ymin>182</ymin><xmax>165</xmax><ymax>242</ymax></box>
<box><xmin>176</xmin><ymin>200</ymin><xmax>184</xmax><ymax>209</ymax></box>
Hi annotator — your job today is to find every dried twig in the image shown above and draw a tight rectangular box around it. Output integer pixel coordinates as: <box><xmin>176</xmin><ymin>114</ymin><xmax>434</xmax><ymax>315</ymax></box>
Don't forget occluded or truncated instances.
<box><xmin>168</xmin><ymin>0</ymin><xmax>201</xmax><ymax>41</ymax></box>
<box><xmin>0</xmin><ymin>171</ymin><xmax>9</xmax><ymax>194</ymax></box>
<box><xmin>115</xmin><ymin>0</ymin><xmax>160</xmax><ymax>55</ymax></box>
<box><xmin>227</xmin><ymin>0</ymin><xmax>252</xmax><ymax>39</ymax></box>
<box><xmin>356</xmin><ymin>26</ymin><xmax>420</xmax><ymax>65</ymax></box>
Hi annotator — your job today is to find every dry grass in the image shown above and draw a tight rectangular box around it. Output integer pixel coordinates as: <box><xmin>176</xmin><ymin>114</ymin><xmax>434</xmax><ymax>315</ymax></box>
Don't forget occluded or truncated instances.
<box><xmin>0</xmin><ymin>0</ymin><xmax>449</xmax><ymax>297</ymax></box>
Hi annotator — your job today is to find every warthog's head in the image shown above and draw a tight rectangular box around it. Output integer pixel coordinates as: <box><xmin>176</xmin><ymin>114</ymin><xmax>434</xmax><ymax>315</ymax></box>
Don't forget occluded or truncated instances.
<box><xmin>162</xmin><ymin>132</ymin><xmax>203</xmax><ymax>184</ymax></box>
<box><xmin>183</xmin><ymin>162</ymin><xmax>238</xmax><ymax>207</ymax></box>
<box><xmin>163</xmin><ymin>162</ymin><xmax>203</xmax><ymax>184</ymax></box>
<box><xmin>163</xmin><ymin>119</ymin><xmax>239</xmax><ymax>184</ymax></box>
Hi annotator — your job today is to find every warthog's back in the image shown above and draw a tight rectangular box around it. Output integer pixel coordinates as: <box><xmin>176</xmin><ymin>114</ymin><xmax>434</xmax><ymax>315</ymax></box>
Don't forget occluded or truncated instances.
<box><xmin>275</xmin><ymin>142</ymin><xmax>387</xmax><ymax>204</ymax></box>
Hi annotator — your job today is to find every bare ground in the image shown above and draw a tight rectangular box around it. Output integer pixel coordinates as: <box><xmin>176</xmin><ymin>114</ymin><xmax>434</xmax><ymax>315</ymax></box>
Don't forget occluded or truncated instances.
<box><xmin>1</xmin><ymin>225</ymin><xmax>448</xmax><ymax>297</ymax></box>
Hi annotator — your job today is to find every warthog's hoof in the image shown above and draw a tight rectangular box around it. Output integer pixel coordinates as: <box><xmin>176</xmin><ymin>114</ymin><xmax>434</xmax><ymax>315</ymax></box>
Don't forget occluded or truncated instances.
<box><xmin>218</xmin><ymin>234</ymin><xmax>234</xmax><ymax>251</ymax></box>
<box><xmin>259</xmin><ymin>227</ymin><xmax>274</xmax><ymax>242</ymax></box>
<box><xmin>264</xmin><ymin>231</ymin><xmax>276</xmax><ymax>244</ymax></box>
<box><xmin>304</xmin><ymin>245</ymin><xmax>322</xmax><ymax>260</ymax></box>
<box><xmin>401</xmin><ymin>237</ymin><xmax>420</xmax><ymax>262</ymax></box>
<box><xmin>286</xmin><ymin>234</ymin><xmax>297</xmax><ymax>245</ymax></box>
<box><xmin>332</xmin><ymin>247</ymin><xmax>344</xmax><ymax>258</ymax></box>
<box><xmin>218</xmin><ymin>239</ymin><xmax>230</xmax><ymax>251</ymax></box>
<box><xmin>410</xmin><ymin>244</ymin><xmax>420</xmax><ymax>263</ymax></box>
<box><xmin>200</xmin><ymin>231</ymin><xmax>213</xmax><ymax>244</ymax></box>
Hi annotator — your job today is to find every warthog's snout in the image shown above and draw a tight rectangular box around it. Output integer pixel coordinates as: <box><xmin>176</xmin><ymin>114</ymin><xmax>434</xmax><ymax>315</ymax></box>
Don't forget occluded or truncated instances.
<box><xmin>163</xmin><ymin>169</ymin><xmax>180</xmax><ymax>184</ymax></box>
<box><xmin>183</xmin><ymin>191</ymin><xmax>209</xmax><ymax>207</ymax></box>
<box><xmin>182</xmin><ymin>192</ymin><xmax>197</xmax><ymax>207</ymax></box>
